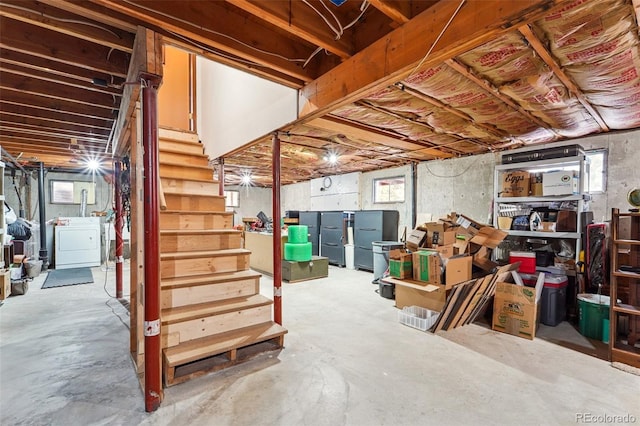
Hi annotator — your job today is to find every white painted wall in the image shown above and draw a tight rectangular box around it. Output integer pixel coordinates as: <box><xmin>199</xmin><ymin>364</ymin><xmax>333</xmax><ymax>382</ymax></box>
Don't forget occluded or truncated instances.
<box><xmin>309</xmin><ymin>172</ymin><xmax>360</xmax><ymax>211</ymax></box>
<box><xmin>196</xmin><ymin>58</ymin><xmax>298</xmax><ymax>159</ymax></box>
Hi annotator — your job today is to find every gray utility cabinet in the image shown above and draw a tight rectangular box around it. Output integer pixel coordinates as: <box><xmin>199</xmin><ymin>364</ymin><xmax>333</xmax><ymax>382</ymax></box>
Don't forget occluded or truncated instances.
<box><xmin>298</xmin><ymin>211</ymin><xmax>321</xmax><ymax>256</ymax></box>
<box><xmin>320</xmin><ymin>211</ymin><xmax>345</xmax><ymax>266</ymax></box>
<box><xmin>354</xmin><ymin>210</ymin><xmax>399</xmax><ymax>271</ymax></box>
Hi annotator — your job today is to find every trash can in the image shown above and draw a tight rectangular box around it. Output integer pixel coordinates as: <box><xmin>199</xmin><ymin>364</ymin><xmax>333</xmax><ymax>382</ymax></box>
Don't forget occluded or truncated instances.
<box><xmin>577</xmin><ymin>293</ymin><xmax>612</xmax><ymax>341</ymax></box>
<box><xmin>344</xmin><ymin>244</ymin><xmax>355</xmax><ymax>270</ymax></box>
<box><xmin>372</xmin><ymin>241</ymin><xmax>403</xmax><ymax>283</ymax></box>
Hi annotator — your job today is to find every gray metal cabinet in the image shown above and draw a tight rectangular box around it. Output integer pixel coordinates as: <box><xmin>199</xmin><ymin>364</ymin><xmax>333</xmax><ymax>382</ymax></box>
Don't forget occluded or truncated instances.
<box><xmin>354</xmin><ymin>210</ymin><xmax>399</xmax><ymax>271</ymax></box>
<box><xmin>320</xmin><ymin>211</ymin><xmax>345</xmax><ymax>266</ymax></box>
<box><xmin>298</xmin><ymin>211</ymin><xmax>320</xmax><ymax>256</ymax></box>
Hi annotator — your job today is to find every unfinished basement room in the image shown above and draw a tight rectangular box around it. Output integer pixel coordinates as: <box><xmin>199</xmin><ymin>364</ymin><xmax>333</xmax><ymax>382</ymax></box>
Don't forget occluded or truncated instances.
<box><xmin>0</xmin><ymin>0</ymin><xmax>639</xmax><ymax>424</ymax></box>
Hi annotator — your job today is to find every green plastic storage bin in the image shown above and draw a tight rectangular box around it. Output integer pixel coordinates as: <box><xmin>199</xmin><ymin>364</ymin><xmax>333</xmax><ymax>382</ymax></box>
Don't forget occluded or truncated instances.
<box><xmin>577</xmin><ymin>293</ymin><xmax>611</xmax><ymax>341</ymax></box>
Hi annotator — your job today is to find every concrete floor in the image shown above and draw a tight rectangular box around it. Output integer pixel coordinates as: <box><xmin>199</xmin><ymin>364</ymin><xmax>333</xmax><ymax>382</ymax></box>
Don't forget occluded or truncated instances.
<box><xmin>1</xmin><ymin>262</ymin><xmax>639</xmax><ymax>426</ymax></box>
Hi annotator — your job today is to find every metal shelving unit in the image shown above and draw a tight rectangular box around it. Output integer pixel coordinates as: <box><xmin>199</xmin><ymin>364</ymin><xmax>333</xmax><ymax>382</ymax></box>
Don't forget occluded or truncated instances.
<box><xmin>492</xmin><ymin>155</ymin><xmax>590</xmax><ymax>264</ymax></box>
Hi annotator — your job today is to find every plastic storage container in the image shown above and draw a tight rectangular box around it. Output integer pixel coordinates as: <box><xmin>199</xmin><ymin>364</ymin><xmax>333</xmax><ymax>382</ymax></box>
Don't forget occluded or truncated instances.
<box><xmin>372</xmin><ymin>241</ymin><xmax>404</xmax><ymax>283</ymax></box>
<box><xmin>519</xmin><ymin>273</ymin><xmax>568</xmax><ymax>326</ymax></box>
<box><xmin>540</xmin><ymin>275</ymin><xmax>568</xmax><ymax>326</ymax></box>
<box><xmin>509</xmin><ymin>251</ymin><xmax>536</xmax><ymax>273</ymax></box>
<box><xmin>398</xmin><ymin>306</ymin><xmax>439</xmax><ymax>331</ymax></box>
<box><xmin>577</xmin><ymin>293</ymin><xmax>612</xmax><ymax>341</ymax></box>
<box><xmin>344</xmin><ymin>244</ymin><xmax>355</xmax><ymax>270</ymax></box>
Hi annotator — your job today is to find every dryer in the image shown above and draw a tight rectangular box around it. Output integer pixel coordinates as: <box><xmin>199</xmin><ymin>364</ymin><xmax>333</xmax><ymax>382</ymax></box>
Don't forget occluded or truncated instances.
<box><xmin>54</xmin><ymin>217</ymin><xmax>101</xmax><ymax>269</ymax></box>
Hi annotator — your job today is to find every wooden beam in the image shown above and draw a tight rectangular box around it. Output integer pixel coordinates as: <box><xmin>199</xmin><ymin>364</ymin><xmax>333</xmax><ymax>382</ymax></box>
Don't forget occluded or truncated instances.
<box><xmin>518</xmin><ymin>24</ymin><xmax>609</xmax><ymax>131</ymax></box>
<box><xmin>444</xmin><ymin>58</ymin><xmax>559</xmax><ymax>135</ymax></box>
<box><xmin>0</xmin><ymin>90</ymin><xmax>117</xmax><ymax>120</ymax></box>
<box><xmin>0</xmin><ymin>61</ymin><xmax>122</xmax><ymax>97</ymax></box>
<box><xmin>0</xmin><ymin>104</ymin><xmax>113</xmax><ymax>130</ymax></box>
<box><xmin>0</xmin><ymin>47</ymin><xmax>126</xmax><ymax>87</ymax></box>
<box><xmin>299</xmin><ymin>0</ymin><xmax>565</xmax><ymax>118</ymax></box>
<box><xmin>225</xmin><ymin>0</ymin><xmax>353</xmax><ymax>59</ymax></box>
<box><xmin>0</xmin><ymin>123</ymin><xmax>109</xmax><ymax>144</ymax></box>
<box><xmin>92</xmin><ymin>0</ymin><xmax>319</xmax><ymax>83</ymax></box>
<box><xmin>367</xmin><ymin>0</ymin><xmax>410</xmax><ymax>24</ymax></box>
<box><xmin>41</xmin><ymin>0</ymin><xmax>139</xmax><ymax>32</ymax></box>
<box><xmin>0</xmin><ymin>0</ymin><xmax>134</xmax><ymax>53</ymax></box>
<box><xmin>0</xmin><ymin>72</ymin><xmax>119</xmax><ymax>110</ymax></box>
<box><xmin>110</xmin><ymin>26</ymin><xmax>163</xmax><ymax>156</ymax></box>
<box><xmin>398</xmin><ymin>84</ymin><xmax>509</xmax><ymax>140</ymax></box>
<box><xmin>0</xmin><ymin>16</ymin><xmax>129</xmax><ymax>77</ymax></box>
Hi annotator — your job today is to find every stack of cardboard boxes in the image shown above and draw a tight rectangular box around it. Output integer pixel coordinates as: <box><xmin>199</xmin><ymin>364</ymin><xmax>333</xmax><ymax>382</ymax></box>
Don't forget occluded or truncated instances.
<box><xmin>385</xmin><ymin>212</ymin><xmax>508</xmax><ymax>312</ymax></box>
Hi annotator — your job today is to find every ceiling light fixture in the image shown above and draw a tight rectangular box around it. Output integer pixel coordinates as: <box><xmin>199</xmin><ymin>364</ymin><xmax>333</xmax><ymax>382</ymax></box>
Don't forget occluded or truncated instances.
<box><xmin>240</xmin><ymin>170</ymin><xmax>253</xmax><ymax>186</ymax></box>
<box><xmin>86</xmin><ymin>158</ymin><xmax>101</xmax><ymax>172</ymax></box>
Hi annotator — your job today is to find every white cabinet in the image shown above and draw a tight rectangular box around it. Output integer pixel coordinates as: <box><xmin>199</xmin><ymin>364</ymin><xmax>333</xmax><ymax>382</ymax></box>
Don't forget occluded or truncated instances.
<box><xmin>492</xmin><ymin>155</ymin><xmax>590</xmax><ymax>263</ymax></box>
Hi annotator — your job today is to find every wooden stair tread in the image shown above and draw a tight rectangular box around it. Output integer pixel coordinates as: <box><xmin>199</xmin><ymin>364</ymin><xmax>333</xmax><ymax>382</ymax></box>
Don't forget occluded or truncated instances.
<box><xmin>159</xmin><ymin>147</ymin><xmax>209</xmax><ymax>157</ymax></box>
<box><xmin>161</xmin><ymin>248</ymin><xmax>249</xmax><ymax>260</ymax></box>
<box><xmin>159</xmin><ymin>127</ymin><xmax>200</xmax><ymax>143</ymax></box>
<box><xmin>164</xmin><ymin>321</ymin><xmax>287</xmax><ymax>367</ymax></box>
<box><xmin>160</xmin><ymin>229</ymin><xmax>241</xmax><ymax>236</ymax></box>
<box><xmin>162</xmin><ymin>294</ymin><xmax>273</xmax><ymax>324</ymax></box>
<box><xmin>159</xmin><ymin>158</ymin><xmax>211</xmax><ymax>168</ymax></box>
<box><xmin>161</xmin><ymin>270</ymin><xmax>261</xmax><ymax>289</ymax></box>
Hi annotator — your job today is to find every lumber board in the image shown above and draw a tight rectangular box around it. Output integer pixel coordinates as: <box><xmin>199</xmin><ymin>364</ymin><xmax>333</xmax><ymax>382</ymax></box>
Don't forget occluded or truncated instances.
<box><xmin>162</xmin><ymin>304</ymin><xmax>272</xmax><ymax>347</ymax></box>
<box><xmin>162</xmin><ymin>294</ymin><xmax>272</xmax><ymax>324</ymax></box>
<box><xmin>161</xmin><ymin>270</ymin><xmax>261</xmax><ymax>289</ymax></box>
<box><xmin>160</xmin><ymin>229</ymin><xmax>242</xmax><ymax>252</ymax></box>
<box><xmin>159</xmin><ymin>163</ymin><xmax>214</xmax><ymax>182</ymax></box>
<box><xmin>160</xmin><ymin>211</ymin><xmax>233</xmax><ymax>230</ymax></box>
<box><xmin>164</xmin><ymin>193</ymin><xmax>225</xmax><ymax>212</ymax></box>
<box><xmin>161</xmin><ymin>178</ymin><xmax>219</xmax><ymax>196</ymax></box>
<box><xmin>161</xmin><ymin>276</ymin><xmax>260</xmax><ymax>309</ymax></box>
<box><xmin>159</xmin><ymin>150</ymin><xmax>210</xmax><ymax>167</ymax></box>
<box><xmin>159</xmin><ymin>127</ymin><xmax>200</xmax><ymax>143</ymax></box>
<box><xmin>160</xmin><ymin>249</ymin><xmax>250</xmax><ymax>279</ymax></box>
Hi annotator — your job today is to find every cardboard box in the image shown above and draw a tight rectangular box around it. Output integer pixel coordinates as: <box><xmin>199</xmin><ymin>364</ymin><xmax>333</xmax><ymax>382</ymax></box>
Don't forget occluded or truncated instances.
<box><xmin>412</xmin><ymin>251</ymin><xmax>441</xmax><ymax>284</ymax></box>
<box><xmin>530</xmin><ymin>172</ymin><xmax>543</xmax><ymax>196</ymax></box>
<box><xmin>539</xmin><ymin>221</ymin><xmax>556</xmax><ymax>232</ymax></box>
<box><xmin>472</xmin><ymin>246</ymin><xmax>498</xmax><ymax>272</ymax></box>
<box><xmin>455</xmin><ymin>214</ymin><xmax>487</xmax><ymax>236</ymax></box>
<box><xmin>469</xmin><ymin>227</ymin><xmax>508</xmax><ymax>249</ymax></box>
<box><xmin>406</xmin><ymin>229</ymin><xmax>427</xmax><ymax>252</ymax></box>
<box><xmin>391</xmin><ymin>279</ymin><xmax>447</xmax><ymax>312</ymax></box>
<box><xmin>389</xmin><ymin>249</ymin><xmax>413</xmax><ymax>279</ymax></box>
<box><xmin>445</xmin><ymin>255</ymin><xmax>473</xmax><ymax>288</ymax></box>
<box><xmin>500</xmin><ymin>170</ymin><xmax>530</xmax><ymax>197</ymax></box>
<box><xmin>542</xmin><ymin>171</ymin><xmax>578</xmax><ymax>196</ymax></box>
<box><xmin>492</xmin><ymin>275</ymin><xmax>544</xmax><ymax>340</ymax></box>
<box><xmin>0</xmin><ymin>271</ymin><xmax>10</xmax><ymax>300</ymax></box>
<box><xmin>453</xmin><ymin>231</ymin><xmax>472</xmax><ymax>254</ymax></box>
<box><xmin>435</xmin><ymin>244</ymin><xmax>457</xmax><ymax>259</ymax></box>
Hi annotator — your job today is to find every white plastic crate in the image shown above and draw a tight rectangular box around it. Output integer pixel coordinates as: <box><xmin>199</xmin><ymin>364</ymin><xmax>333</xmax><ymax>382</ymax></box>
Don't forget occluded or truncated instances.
<box><xmin>398</xmin><ymin>306</ymin><xmax>439</xmax><ymax>331</ymax></box>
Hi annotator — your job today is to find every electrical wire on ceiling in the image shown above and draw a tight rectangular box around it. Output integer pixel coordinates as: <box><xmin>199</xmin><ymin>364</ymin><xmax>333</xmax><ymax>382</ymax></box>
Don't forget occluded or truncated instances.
<box><xmin>303</xmin><ymin>0</ymin><xmax>370</xmax><ymax>40</ymax></box>
<box><xmin>406</xmin><ymin>0</ymin><xmax>466</xmax><ymax>79</ymax></box>
<box><xmin>2</xmin><ymin>3</ymin><xmax>122</xmax><ymax>38</ymax></box>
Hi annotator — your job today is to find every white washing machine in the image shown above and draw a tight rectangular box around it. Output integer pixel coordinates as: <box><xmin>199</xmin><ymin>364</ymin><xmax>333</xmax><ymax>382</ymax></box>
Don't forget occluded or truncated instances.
<box><xmin>54</xmin><ymin>217</ymin><xmax>101</xmax><ymax>269</ymax></box>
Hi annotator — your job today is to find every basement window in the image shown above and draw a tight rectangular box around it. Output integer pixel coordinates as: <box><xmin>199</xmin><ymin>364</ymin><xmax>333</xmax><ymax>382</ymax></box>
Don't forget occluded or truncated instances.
<box><xmin>50</xmin><ymin>180</ymin><xmax>95</xmax><ymax>204</ymax></box>
<box><xmin>374</xmin><ymin>176</ymin><xmax>405</xmax><ymax>203</ymax></box>
<box><xmin>224</xmin><ymin>190</ymin><xmax>240</xmax><ymax>208</ymax></box>
<box><xmin>586</xmin><ymin>149</ymin><xmax>606</xmax><ymax>193</ymax></box>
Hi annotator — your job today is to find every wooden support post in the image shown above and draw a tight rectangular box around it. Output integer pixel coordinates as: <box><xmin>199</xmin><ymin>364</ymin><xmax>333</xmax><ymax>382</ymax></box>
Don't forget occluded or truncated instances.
<box><xmin>114</xmin><ymin>160</ymin><xmax>124</xmax><ymax>299</ymax></box>
<box><xmin>272</xmin><ymin>133</ymin><xmax>282</xmax><ymax>325</ymax></box>
<box><xmin>142</xmin><ymin>83</ymin><xmax>162</xmax><ymax>412</ymax></box>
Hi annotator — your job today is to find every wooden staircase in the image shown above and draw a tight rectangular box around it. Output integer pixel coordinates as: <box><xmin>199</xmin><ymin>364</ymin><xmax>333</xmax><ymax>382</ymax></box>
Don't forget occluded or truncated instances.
<box><xmin>158</xmin><ymin>128</ymin><xmax>287</xmax><ymax>386</ymax></box>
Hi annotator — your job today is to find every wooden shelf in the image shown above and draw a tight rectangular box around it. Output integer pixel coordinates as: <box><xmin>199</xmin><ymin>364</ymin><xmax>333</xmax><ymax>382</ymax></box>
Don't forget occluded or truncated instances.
<box><xmin>613</xmin><ymin>303</ymin><xmax>640</xmax><ymax>316</ymax></box>
<box><xmin>609</xmin><ymin>207</ymin><xmax>640</xmax><ymax>368</ymax></box>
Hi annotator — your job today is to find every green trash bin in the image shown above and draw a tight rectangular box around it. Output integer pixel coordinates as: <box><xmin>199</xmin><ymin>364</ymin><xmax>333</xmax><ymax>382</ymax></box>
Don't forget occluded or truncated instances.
<box><xmin>577</xmin><ymin>293</ymin><xmax>611</xmax><ymax>341</ymax></box>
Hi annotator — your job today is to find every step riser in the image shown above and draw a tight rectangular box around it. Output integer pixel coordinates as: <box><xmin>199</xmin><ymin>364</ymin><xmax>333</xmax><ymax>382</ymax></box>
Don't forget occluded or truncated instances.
<box><xmin>161</xmin><ymin>233</ymin><xmax>242</xmax><ymax>253</ymax></box>
<box><xmin>159</xmin><ymin>164</ymin><xmax>213</xmax><ymax>181</ymax></box>
<box><xmin>161</xmin><ymin>277</ymin><xmax>260</xmax><ymax>309</ymax></box>
<box><xmin>161</xmin><ymin>253</ymin><xmax>250</xmax><ymax>279</ymax></box>
<box><xmin>163</xmin><ymin>305</ymin><xmax>272</xmax><ymax>348</ymax></box>
<box><xmin>159</xmin><ymin>128</ymin><xmax>200</xmax><ymax>143</ymax></box>
<box><xmin>162</xmin><ymin>179</ymin><xmax>220</xmax><ymax>196</ymax></box>
<box><xmin>160</xmin><ymin>213</ymin><xmax>232</xmax><ymax>230</ymax></box>
<box><xmin>159</xmin><ymin>151</ymin><xmax>210</xmax><ymax>167</ymax></box>
<box><xmin>160</xmin><ymin>140</ymin><xmax>203</xmax><ymax>155</ymax></box>
<box><xmin>164</xmin><ymin>194</ymin><xmax>225</xmax><ymax>212</ymax></box>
